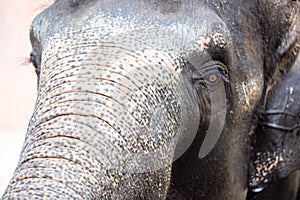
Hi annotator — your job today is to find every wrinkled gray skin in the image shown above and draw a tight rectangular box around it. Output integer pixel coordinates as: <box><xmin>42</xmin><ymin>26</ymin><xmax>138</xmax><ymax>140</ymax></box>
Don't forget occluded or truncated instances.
<box><xmin>3</xmin><ymin>0</ymin><xmax>300</xmax><ymax>199</ymax></box>
<box><xmin>247</xmin><ymin>52</ymin><xmax>300</xmax><ymax>200</ymax></box>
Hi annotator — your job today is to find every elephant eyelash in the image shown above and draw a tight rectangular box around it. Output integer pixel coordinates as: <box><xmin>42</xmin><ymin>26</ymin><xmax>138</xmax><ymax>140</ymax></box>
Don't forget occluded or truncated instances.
<box><xmin>18</xmin><ymin>56</ymin><xmax>40</xmax><ymax>80</ymax></box>
<box><xmin>19</xmin><ymin>51</ymin><xmax>40</xmax><ymax>77</ymax></box>
<box><xmin>19</xmin><ymin>52</ymin><xmax>38</xmax><ymax>68</ymax></box>
<box><xmin>19</xmin><ymin>57</ymin><xmax>32</xmax><ymax>66</ymax></box>
<box><xmin>218</xmin><ymin>68</ymin><xmax>230</xmax><ymax>83</ymax></box>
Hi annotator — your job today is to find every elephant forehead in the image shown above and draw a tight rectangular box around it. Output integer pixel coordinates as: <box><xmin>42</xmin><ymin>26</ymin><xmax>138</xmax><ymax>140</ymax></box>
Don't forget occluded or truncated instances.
<box><xmin>38</xmin><ymin>5</ymin><xmax>230</xmax><ymax>84</ymax></box>
<box><xmin>33</xmin><ymin>0</ymin><xmax>228</xmax><ymax>55</ymax></box>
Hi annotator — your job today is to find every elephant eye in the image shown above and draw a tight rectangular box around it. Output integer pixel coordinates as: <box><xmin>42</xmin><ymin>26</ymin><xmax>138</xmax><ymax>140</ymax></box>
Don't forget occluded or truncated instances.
<box><xmin>30</xmin><ymin>51</ymin><xmax>37</xmax><ymax>67</ymax></box>
<box><xmin>205</xmin><ymin>71</ymin><xmax>219</xmax><ymax>84</ymax></box>
<box><xmin>186</xmin><ymin>59</ymin><xmax>230</xmax><ymax>93</ymax></box>
<box><xmin>29</xmin><ymin>50</ymin><xmax>40</xmax><ymax>77</ymax></box>
<box><xmin>208</xmin><ymin>73</ymin><xmax>218</xmax><ymax>83</ymax></box>
<box><xmin>201</xmin><ymin>61</ymin><xmax>230</xmax><ymax>85</ymax></box>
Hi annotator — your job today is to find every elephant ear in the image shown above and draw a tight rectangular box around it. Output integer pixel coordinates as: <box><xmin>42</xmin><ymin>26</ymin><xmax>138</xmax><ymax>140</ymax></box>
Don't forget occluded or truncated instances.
<box><xmin>248</xmin><ymin>53</ymin><xmax>300</xmax><ymax>197</ymax></box>
<box><xmin>257</xmin><ymin>0</ymin><xmax>300</xmax><ymax>80</ymax></box>
<box><xmin>247</xmin><ymin>2</ymin><xmax>300</xmax><ymax>196</ymax></box>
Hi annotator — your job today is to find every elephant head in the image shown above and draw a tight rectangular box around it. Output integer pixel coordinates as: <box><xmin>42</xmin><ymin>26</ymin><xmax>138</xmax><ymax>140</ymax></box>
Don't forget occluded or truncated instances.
<box><xmin>3</xmin><ymin>0</ymin><xmax>299</xmax><ymax>199</ymax></box>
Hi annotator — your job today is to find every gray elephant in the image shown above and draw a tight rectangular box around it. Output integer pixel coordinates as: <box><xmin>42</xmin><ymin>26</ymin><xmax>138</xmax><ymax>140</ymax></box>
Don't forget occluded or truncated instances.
<box><xmin>2</xmin><ymin>0</ymin><xmax>300</xmax><ymax>199</ymax></box>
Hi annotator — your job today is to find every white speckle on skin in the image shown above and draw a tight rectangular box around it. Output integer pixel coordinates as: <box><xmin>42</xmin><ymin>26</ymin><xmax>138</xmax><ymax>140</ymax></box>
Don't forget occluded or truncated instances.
<box><xmin>252</xmin><ymin>187</ymin><xmax>264</xmax><ymax>193</ymax></box>
<box><xmin>289</xmin><ymin>87</ymin><xmax>294</xmax><ymax>95</ymax></box>
<box><xmin>194</xmin><ymin>36</ymin><xmax>211</xmax><ymax>51</ymax></box>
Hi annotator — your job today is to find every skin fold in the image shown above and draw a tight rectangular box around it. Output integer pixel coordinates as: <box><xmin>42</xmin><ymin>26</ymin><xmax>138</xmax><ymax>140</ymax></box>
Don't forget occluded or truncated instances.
<box><xmin>2</xmin><ymin>0</ymin><xmax>300</xmax><ymax>199</ymax></box>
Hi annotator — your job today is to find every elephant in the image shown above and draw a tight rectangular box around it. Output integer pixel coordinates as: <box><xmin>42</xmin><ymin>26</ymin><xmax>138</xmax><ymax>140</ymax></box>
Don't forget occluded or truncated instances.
<box><xmin>2</xmin><ymin>0</ymin><xmax>300</xmax><ymax>199</ymax></box>
<box><xmin>247</xmin><ymin>49</ymin><xmax>300</xmax><ymax>200</ymax></box>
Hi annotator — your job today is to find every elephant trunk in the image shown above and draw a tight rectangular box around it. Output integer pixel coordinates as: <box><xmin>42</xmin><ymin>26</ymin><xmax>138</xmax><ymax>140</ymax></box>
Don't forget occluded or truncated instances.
<box><xmin>3</xmin><ymin>32</ymin><xmax>200</xmax><ymax>199</ymax></box>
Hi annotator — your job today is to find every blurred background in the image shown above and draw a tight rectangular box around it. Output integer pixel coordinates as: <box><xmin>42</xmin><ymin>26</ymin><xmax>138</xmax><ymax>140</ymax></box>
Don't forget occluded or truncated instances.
<box><xmin>0</xmin><ymin>0</ymin><xmax>49</xmax><ymax>195</ymax></box>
